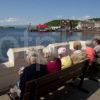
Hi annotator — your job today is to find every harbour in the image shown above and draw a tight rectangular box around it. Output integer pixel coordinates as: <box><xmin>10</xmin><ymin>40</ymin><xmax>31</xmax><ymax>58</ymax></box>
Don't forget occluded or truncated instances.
<box><xmin>0</xmin><ymin>0</ymin><xmax>100</xmax><ymax>99</ymax></box>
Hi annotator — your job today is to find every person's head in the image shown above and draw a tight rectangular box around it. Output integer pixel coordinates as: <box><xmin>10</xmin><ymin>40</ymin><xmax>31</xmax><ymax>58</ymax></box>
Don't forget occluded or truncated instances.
<box><xmin>26</xmin><ymin>54</ymin><xmax>37</xmax><ymax>65</ymax></box>
<box><xmin>58</xmin><ymin>47</ymin><xmax>67</xmax><ymax>58</ymax></box>
<box><xmin>47</xmin><ymin>51</ymin><xmax>58</xmax><ymax>62</ymax></box>
<box><xmin>48</xmin><ymin>54</ymin><xmax>56</xmax><ymax>61</ymax></box>
<box><xmin>43</xmin><ymin>48</ymin><xmax>52</xmax><ymax>58</ymax></box>
<box><xmin>73</xmin><ymin>41</ymin><xmax>82</xmax><ymax>50</ymax></box>
<box><xmin>85</xmin><ymin>41</ymin><xmax>92</xmax><ymax>47</ymax></box>
<box><xmin>92</xmin><ymin>38</ymin><xmax>100</xmax><ymax>46</ymax></box>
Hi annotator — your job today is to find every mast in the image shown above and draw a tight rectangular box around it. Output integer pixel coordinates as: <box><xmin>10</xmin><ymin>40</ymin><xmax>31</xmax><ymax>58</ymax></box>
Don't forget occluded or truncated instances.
<box><xmin>27</xmin><ymin>23</ymin><xmax>32</xmax><ymax>31</ymax></box>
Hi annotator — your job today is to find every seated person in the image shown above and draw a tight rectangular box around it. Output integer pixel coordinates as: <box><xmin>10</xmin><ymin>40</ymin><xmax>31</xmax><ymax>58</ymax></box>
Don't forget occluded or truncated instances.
<box><xmin>93</xmin><ymin>38</ymin><xmax>100</xmax><ymax>65</ymax></box>
<box><xmin>47</xmin><ymin>54</ymin><xmax>61</xmax><ymax>73</ymax></box>
<box><xmin>43</xmin><ymin>48</ymin><xmax>52</xmax><ymax>64</ymax></box>
<box><xmin>19</xmin><ymin>54</ymin><xmax>47</xmax><ymax>100</ymax></box>
<box><xmin>58</xmin><ymin>47</ymin><xmax>72</xmax><ymax>70</ymax></box>
<box><xmin>87</xmin><ymin>38</ymin><xmax>100</xmax><ymax>81</ymax></box>
<box><xmin>8</xmin><ymin>67</ymin><xmax>24</xmax><ymax>100</ymax></box>
<box><xmin>73</xmin><ymin>41</ymin><xmax>82</xmax><ymax>53</ymax></box>
<box><xmin>71</xmin><ymin>41</ymin><xmax>86</xmax><ymax>64</ymax></box>
<box><xmin>84</xmin><ymin>41</ymin><xmax>95</xmax><ymax>66</ymax></box>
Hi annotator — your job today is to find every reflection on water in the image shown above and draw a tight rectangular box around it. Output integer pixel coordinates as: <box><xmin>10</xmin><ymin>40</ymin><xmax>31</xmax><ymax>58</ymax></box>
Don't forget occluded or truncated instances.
<box><xmin>0</xmin><ymin>28</ymin><xmax>99</xmax><ymax>62</ymax></box>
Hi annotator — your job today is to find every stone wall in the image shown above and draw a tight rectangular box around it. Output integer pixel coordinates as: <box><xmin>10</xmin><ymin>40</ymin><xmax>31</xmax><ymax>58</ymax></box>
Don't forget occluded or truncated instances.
<box><xmin>5</xmin><ymin>41</ymin><xmax>88</xmax><ymax>68</ymax></box>
<box><xmin>7</xmin><ymin>46</ymin><xmax>45</xmax><ymax>67</ymax></box>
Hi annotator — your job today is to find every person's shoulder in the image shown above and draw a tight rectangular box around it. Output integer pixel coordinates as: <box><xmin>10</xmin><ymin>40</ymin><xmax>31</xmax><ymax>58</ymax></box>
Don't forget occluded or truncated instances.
<box><xmin>94</xmin><ymin>45</ymin><xmax>100</xmax><ymax>51</ymax></box>
<box><xmin>97</xmin><ymin>45</ymin><xmax>100</xmax><ymax>49</ymax></box>
<box><xmin>61</xmin><ymin>56</ymin><xmax>70</xmax><ymax>60</ymax></box>
<box><xmin>23</xmin><ymin>65</ymin><xmax>30</xmax><ymax>73</ymax></box>
<box><xmin>24</xmin><ymin>64</ymin><xmax>36</xmax><ymax>71</ymax></box>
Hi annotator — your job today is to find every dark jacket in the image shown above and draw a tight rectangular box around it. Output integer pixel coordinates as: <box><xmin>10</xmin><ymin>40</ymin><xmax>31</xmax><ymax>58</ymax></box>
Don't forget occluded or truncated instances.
<box><xmin>19</xmin><ymin>63</ymin><xmax>47</xmax><ymax>100</ymax></box>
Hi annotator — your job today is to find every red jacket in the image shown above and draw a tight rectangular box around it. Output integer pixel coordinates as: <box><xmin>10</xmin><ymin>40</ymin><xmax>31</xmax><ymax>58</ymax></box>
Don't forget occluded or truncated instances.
<box><xmin>85</xmin><ymin>47</ymin><xmax>95</xmax><ymax>65</ymax></box>
<box><xmin>47</xmin><ymin>58</ymin><xmax>61</xmax><ymax>73</ymax></box>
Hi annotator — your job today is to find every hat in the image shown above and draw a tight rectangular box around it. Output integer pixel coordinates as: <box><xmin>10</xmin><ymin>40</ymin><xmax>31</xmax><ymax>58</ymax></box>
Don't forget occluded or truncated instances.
<box><xmin>58</xmin><ymin>47</ymin><xmax>67</xmax><ymax>55</ymax></box>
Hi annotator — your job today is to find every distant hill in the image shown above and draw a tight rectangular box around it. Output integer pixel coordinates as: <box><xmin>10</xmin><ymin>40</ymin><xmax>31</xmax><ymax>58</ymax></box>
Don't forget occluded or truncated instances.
<box><xmin>0</xmin><ymin>26</ymin><xmax>15</xmax><ymax>29</ymax></box>
<box><xmin>89</xmin><ymin>18</ymin><xmax>100</xmax><ymax>21</ymax></box>
<box><xmin>45</xmin><ymin>20</ymin><xmax>61</xmax><ymax>26</ymax></box>
<box><xmin>45</xmin><ymin>19</ymin><xmax>79</xmax><ymax>28</ymax></box>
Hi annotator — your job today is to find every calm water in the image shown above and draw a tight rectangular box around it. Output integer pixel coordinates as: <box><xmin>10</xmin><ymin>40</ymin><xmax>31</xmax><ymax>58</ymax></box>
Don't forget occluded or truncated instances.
<box><xmin>0</xmin><ymin>28</ymin><xmax>99</xmax><ymax>62</ymax></box>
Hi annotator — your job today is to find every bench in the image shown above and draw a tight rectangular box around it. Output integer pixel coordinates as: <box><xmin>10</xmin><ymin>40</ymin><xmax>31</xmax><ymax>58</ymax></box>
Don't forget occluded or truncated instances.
<box><xmin>23</xmin><ymin>60</ymin><xmax>88</xmax><ymax>100</ymax></box>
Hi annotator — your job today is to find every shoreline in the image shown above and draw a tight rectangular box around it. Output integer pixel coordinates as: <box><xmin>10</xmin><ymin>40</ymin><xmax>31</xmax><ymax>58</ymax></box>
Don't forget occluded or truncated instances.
<box><xmin>28</xmin><ymin>28</ymin><xmax>100</xmax><ymax>33</ymax></box>
<box><xmin>75</xmin><ymin>30</ymin><xmax>100</xmax><ymax>34</ymax></box>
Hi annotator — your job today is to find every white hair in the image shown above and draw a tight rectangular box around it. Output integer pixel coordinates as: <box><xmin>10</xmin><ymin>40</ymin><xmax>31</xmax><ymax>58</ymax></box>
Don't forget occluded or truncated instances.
<box><xmin>85</xmin><ymin>41</ymin><xmax>92</xmax><ymax>47</ymax></box>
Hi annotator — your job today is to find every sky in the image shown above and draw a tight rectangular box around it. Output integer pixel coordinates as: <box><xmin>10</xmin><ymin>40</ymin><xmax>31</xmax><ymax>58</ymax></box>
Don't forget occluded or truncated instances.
<box><xmin>0</xmin><ymin>0</ymin><xmax>100</xmax><ymax>25</ymax></box>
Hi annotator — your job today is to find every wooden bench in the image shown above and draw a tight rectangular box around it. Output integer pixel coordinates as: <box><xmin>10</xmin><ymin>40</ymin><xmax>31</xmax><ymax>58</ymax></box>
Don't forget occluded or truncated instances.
<box><xmin>23</xmin><ymin>60</ymin><xmax>88</xmax><ymax>100</ymax></box>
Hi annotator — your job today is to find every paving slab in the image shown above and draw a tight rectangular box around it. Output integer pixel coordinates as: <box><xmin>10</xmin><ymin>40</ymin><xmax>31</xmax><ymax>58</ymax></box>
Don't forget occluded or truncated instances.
<box><xmin>0</xmin><ymin>94</ymin><xmax>10</xmax><ymax>100</ymax></box>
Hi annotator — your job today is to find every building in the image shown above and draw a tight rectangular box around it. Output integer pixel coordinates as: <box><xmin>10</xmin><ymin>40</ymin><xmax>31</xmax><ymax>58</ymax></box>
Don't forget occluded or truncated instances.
<box><xmin>51</xmin><ymin>26</ymin><xmax>61</xmax><ymax>30</ymax></box>
<box><xmin>94</xmin><ymin>21</ymin><xmax>100</xmax><ymax>28</ymax></box>
<box><xmin>76</xmin><ymin>21</ymin><xmax>95</xmax><ymax>30</ymax></box>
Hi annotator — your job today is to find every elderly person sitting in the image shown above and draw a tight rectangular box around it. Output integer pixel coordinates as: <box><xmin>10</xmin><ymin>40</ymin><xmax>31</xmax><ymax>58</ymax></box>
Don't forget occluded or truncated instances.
<box><xmin>47</xmin><ymin>54</ymin><xmax>61</xmax><ymax>73</ymax></box>
<box><xmin>58</xmin><ymin>47</ymin><xmax>72</xmax><ymax>70</ymax></box>
<box><xmin>84</xmin><ymin>41</ymin><xmax>95</xmax><ymax>66</ymax></box>
<box><xmin>73</xmin><ymin>41</ymin><xmax>82</xmax><ymax>53</ymax></box>
<box><xmin>19</xmin><ymin>54</ymin><xmax>47</xmax><ymax>100</ymax></box>
<box><xmin>92</xmin><ymin>37</ymin><xmax>100</xmax><ymax>65</ymax></box>
<box><xmin>71</xmin><ymin>41</ymin><xmax>86</xmax><ymax>64</ymax></box>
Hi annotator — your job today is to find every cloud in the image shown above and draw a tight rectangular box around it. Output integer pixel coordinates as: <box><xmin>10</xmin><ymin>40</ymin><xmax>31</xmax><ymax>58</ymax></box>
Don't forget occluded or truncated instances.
<box><xmin>0</xmin><ymin>17</ymin><xmax>17</xmax><ymax>23</ymax></box>
<box><xmin>5</xmin><ymin>18</ymin><xmax>17</xmax><ymax>22</ymax></box>
<box><xmin>0</xmin><ymin>17</ymin><xmax>41</xmax><ymax>25</ymax></box>
<box><xmin>77</xmin><ymin>16</ymin><xmax>91</xmax><ymax>20</ymax></box>
<box><xmin>0</xmin><ymin>17</ymin><xmax>28</xmax><ymax>25</ymax></box>
<box><xmin>56</xmin><ymin>16</ymin><xmax>63</xmax><ymax>19</ymax></box>
<box><xmin>83</xmin><ymin>16</ymin><xmax>91</xmax><ymax>20</ymax></box>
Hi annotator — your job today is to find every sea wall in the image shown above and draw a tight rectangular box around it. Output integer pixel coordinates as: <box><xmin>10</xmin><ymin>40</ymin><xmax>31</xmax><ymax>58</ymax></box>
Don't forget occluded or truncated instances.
<box><xmin>7</xmin><ymin>46</ymin><xmax>45</xmax><ymax>67</ymax></box>
<box><xmin>4</xmin><ymin>41</ymin><xmax>87</xmax><ymax>68</ymax></box>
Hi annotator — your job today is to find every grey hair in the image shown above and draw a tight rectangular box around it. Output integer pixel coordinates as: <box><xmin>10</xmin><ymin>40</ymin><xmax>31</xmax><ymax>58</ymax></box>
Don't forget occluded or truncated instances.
<box><xmin>26</xmin><ymin>48</ymin><xmax>37</xmax><ymax>55</ymax></box>
<box><xmin>30</xmin><ymin>56</ymin><xmax>37</xmax><ymax>63</ymax></box>
<box><xmin>85</xmin><ymin>41</ymin><xmax>92</xmax><ymax>47</ymax></box>
<box><xmin>26</xmin><ymin>55</ymin><xmax>37</xmax><ymax>64</ymax></box>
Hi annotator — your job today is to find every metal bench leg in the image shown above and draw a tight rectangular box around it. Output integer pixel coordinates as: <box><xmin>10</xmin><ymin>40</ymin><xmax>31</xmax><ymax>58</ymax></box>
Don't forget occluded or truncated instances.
<box><xmin>77</xmin><ymin>74</ymin><xmax>89</xmax><ymax>93</ymax></box>
<box><xmin>78</xmin><ymin>80</ymin><xmax>89</xmax><ymax>93</ymax></box>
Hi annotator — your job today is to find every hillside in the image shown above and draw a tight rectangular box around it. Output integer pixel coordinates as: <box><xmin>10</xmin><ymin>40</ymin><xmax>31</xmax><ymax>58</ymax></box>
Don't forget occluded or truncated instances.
<box><xmin>89</xmin><ymin>18</ymin><xmax>100</xmax><ymax>21</ymax></box>
<box><xmin>45</xmin><ymin>19</ymin><xmax>79</xmax><ymax>28</ymax></box>
<box><xmin>45</xmin><ymin>20</ymin><xmax>61</xmax><ymax>26</ymax></box>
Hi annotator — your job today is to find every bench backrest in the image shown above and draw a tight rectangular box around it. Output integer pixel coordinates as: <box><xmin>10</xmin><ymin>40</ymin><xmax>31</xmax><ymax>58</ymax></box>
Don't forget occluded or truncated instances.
<box><xmin>23</xmin><ymin>60</ymin><xmax>87</xmax><ymax>100</ymax></box>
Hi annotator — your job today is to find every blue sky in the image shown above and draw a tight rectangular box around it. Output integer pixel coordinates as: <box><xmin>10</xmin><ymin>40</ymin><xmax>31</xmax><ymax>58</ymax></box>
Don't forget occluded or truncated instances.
<box><xmin>0</xmin><ymin>0</ymin><xmax>100</xmax><ymax>25</ymax></box>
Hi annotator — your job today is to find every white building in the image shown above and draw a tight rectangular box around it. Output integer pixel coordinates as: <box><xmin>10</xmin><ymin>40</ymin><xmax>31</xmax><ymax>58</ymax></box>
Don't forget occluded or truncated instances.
<box><xmin>51</xmin><ymin>26</ymin><xmax>61</xmax><ymax>30</ymax></box>
<box><xmin>76</xmin><ymin>21</ymin><xmax>95</xmax><ymax>30</ymax></box>
<box><xmin>76</xmin><ymin>22</ymin><xmax>82</xmax><ymax>29</ymax></box>
<box><xmin>94</xmin><ymin>22</ymin><xmax>100</xmax><ymax>28</ymax></box>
